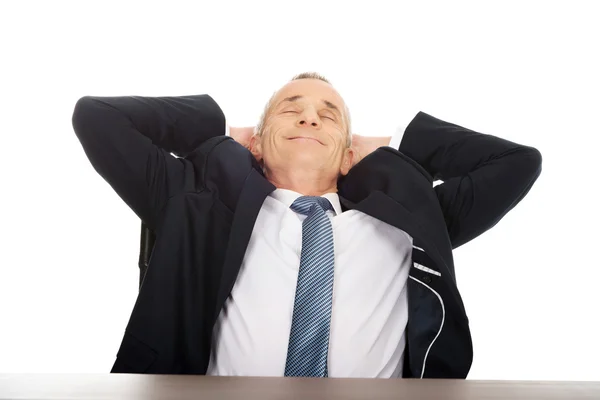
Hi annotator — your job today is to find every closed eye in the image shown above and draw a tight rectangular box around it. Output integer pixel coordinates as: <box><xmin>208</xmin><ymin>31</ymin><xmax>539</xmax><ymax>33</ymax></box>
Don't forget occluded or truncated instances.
<box><xmin>283</xmin><ymin>111</ymin><xmax>335</xmax><ymax>121</ymax></box>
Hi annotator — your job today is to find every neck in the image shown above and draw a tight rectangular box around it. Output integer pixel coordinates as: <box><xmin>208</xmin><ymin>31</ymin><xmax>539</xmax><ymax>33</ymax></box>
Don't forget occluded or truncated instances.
<box><xmin>264</xmin><ymin>166</ymin><xmax>338</xmax><ymax>196</ymax></box>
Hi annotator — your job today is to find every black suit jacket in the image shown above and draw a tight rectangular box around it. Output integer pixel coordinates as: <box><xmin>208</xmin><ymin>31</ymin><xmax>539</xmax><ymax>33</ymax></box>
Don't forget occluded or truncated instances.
<box><xmin>72</xmin><ymin>94</ymin><xmax>542</xmax><ymax>378</ymax></box>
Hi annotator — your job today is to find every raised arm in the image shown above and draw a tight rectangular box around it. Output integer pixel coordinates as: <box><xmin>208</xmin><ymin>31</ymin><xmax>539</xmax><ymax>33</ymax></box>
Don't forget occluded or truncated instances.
<box><xmin>399</xmin><ymin>112</ymin><xmax>542</xmax><ymax>249</ymax></box>
<box><xmin>71</xmin><ymin>94</ymin><xmax>226</xmax><ymax>230</ymax></box>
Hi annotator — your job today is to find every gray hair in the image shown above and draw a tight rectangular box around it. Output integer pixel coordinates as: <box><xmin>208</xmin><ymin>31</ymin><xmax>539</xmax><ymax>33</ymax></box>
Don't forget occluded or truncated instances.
<box><xmin>255</xmin><ymin>72</ymin><xmax>352</xmax><ymax>148</ymax></box>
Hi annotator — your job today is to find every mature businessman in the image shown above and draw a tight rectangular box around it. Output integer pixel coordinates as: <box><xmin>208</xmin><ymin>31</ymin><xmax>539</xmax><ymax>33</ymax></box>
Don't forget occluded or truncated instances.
<box><xmin>72</xmin><ymin>72</ymin><xmax>542</xmax><ymax>379</ymax></box>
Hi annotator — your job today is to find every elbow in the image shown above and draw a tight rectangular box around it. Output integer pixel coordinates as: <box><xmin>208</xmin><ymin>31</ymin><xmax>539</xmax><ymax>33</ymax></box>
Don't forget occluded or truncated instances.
<box><xmin>513</xmin><ymin>146</ymin><xmax>542</xmax><ymax>190</ymax></box>
<box><xmin>524</xmin><ymin>146</ymin><xmax>543</xmax><ymax>181</ymax></box>
<box><xmin>72</xmin><ymin>96</ymin><xmax>99</xmax><ymax>137</ymax></box>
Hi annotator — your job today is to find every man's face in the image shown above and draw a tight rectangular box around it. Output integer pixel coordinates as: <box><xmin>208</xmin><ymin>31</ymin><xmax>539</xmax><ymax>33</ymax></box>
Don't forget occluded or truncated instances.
<box><xmin>250</xmin><ymin>78</ymin><xmax>353</xmax><ymax>177</ymax></box>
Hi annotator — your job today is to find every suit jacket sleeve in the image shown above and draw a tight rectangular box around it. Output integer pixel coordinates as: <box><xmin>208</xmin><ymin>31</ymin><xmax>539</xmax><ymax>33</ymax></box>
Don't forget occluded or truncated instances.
<box><xmin>399</xmin><ymin>112</ymin><xmax>543</xmax><ymax>249</ymax></box>
<box><xmin>71</xmin><ymin>94</ymin><xmax>226</xmax><ymax>230</ymax></box>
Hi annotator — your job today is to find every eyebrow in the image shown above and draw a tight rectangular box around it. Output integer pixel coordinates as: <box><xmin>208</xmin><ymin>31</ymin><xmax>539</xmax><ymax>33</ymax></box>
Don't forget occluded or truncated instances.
<box><xmin>280</xmin><ymin>95</ymin><xmax>341</xmax><ymax>116</ymax></box>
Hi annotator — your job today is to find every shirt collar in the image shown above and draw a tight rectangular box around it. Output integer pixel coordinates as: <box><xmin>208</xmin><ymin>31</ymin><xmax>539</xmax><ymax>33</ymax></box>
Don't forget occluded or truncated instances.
<box><xmin>270</xmin><ymin>188</ymin><xmax>342</xmax><ymax>216</ymax></box>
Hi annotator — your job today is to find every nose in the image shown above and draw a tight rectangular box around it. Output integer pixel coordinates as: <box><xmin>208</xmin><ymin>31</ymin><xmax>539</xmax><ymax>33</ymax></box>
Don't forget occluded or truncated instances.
<box><xmin>295</xmin><ymin>108</ymin><xmax>321</xmax><ymax>129</ymax></box>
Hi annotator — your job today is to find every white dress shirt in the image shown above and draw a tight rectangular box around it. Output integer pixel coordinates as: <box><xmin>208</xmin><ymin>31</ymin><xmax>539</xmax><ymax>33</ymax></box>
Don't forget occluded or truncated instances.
<box><xmin>208</xmin><ymin>119</ymin><xmax>415</xmax><ymax>378</ymax></box>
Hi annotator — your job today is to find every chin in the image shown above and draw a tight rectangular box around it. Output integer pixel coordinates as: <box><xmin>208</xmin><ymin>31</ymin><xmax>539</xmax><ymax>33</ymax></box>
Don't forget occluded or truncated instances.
<box><xmin>289</xmin><ymin>153</ymin><xmax>331</xmax><ymax>168</ymax></box>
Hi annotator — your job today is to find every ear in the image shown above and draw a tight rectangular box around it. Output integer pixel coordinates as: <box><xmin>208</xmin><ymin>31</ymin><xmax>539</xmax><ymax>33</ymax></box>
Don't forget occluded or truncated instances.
<box><xmin>249</xmin><ymin>134</ymin><xmax>263</xmax><ymax>162</ymax></box>
<box><xmin>339</xmin><ymin>147</ymin><xmax>355</xmax><ymax>176</ymax></box>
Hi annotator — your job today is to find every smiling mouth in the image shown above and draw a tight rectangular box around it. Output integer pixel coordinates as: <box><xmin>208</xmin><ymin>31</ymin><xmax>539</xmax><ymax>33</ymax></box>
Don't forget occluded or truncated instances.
<box><xmin>288</xmin><ymin>137</ymin><xmax>323</xmax><ymax>145</ymax></box>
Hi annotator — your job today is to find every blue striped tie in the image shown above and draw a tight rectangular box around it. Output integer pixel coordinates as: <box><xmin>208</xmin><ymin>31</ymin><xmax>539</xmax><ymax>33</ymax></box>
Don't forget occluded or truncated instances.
<box><xmin>284</xmin><ymin>196</ymin><xmax>335</xmax><ymax>377</ymax></box>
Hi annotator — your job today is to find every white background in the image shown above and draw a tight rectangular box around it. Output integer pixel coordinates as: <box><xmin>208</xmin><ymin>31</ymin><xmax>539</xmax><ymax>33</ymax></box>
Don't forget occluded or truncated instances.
<box><xmin>1</xmin><ymin>0</ymin><xmax>598</xmax><ymax>381</ymax></box>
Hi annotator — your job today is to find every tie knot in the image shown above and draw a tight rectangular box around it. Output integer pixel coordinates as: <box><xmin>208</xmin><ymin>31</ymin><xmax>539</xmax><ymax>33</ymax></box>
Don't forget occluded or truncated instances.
<box><xmin>290</xmin><ymin>196</ymin><xmax>334</xmax><ymax>216</ymax></box>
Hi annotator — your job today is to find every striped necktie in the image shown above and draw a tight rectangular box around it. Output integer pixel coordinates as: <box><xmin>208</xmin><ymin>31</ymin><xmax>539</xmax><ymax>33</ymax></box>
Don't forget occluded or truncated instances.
<box><xmin>284</xmin><ymin>196</ymin><xmax>335</xmax><ymax>377</ymax></box>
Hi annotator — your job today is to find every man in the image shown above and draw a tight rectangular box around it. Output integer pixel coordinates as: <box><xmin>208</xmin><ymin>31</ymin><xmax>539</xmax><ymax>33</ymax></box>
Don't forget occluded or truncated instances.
<box><xmin>71</xmin><ymin>72</ymin><xmax>542</xmax><ymax>379</ymax></box>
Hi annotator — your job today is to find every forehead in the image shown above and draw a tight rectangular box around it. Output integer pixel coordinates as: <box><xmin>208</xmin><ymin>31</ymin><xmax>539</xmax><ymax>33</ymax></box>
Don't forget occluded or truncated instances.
<box><xmin>273</xmin><ymin>79</ymin><xmax>345</xmax><ymax>109</ymax></box>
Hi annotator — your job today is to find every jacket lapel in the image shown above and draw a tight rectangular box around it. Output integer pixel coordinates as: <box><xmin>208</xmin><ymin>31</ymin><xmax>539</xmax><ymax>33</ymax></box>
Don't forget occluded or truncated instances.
<box><xmin>213</xmin><ymin>168</ymin><xmax>275</xmax><ymax>322</ymax></box>
<box><xmin>338</xmin><ymin>147</ymin><xmax>451</xmax><ymax>273</ymax></box>
<box><xmin>339</xmin><ymin>192</ymin><xmax>442</xmax><ymax>270</ymax></box>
